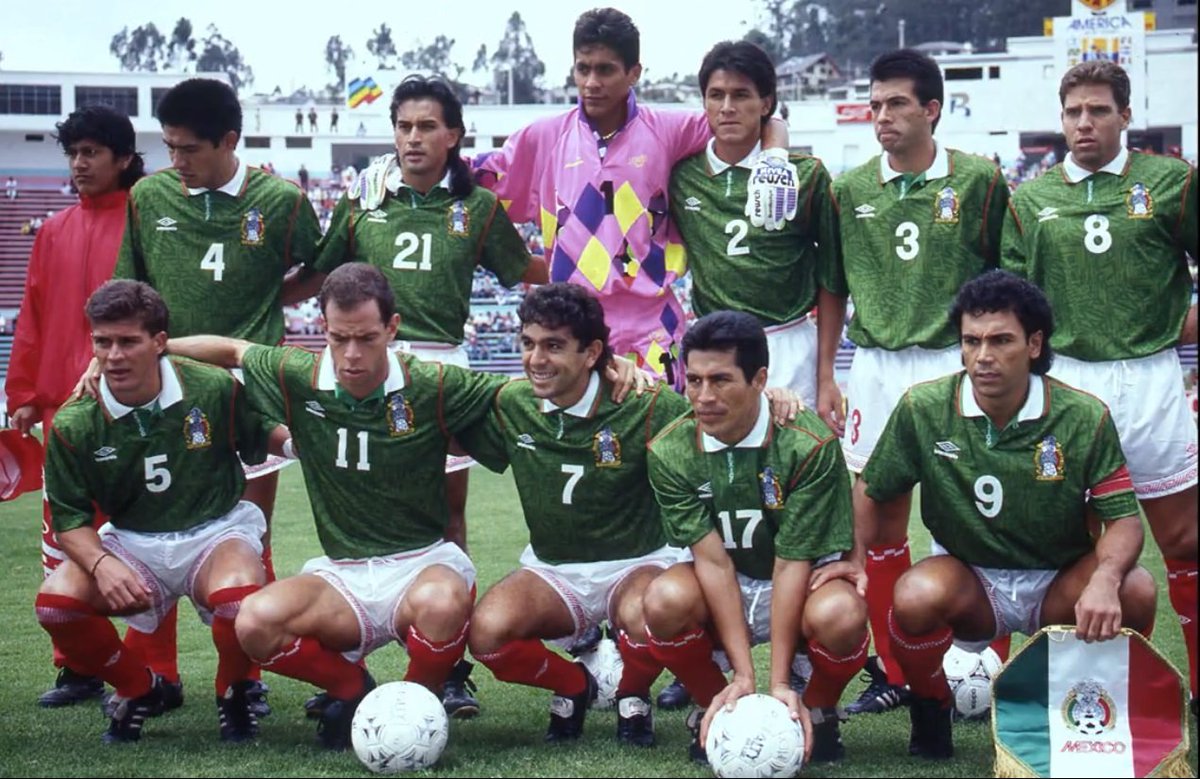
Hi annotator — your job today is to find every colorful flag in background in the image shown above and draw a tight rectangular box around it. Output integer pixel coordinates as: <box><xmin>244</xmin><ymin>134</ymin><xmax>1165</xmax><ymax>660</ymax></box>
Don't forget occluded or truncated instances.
<box><xmin>993</xmin><ymin>627</ymin><xmax>1191</xmax><ymax>778</ymax></box>
<box><xmin>347</xmin><ymin>77</ymin><xmax>383</xmax><ymax>108</ymax></box>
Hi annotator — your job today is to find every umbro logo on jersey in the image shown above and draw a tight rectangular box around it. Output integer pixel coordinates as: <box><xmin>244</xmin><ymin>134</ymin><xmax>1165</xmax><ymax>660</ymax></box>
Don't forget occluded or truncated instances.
<box><xmin>697</xmin><ymin>481</ymin><xmax>713</xmax><ymax>499</ymax></box>
<box><xmin>933</xmin><ymin>441</ymin><xmax>961</xmax><ymax>460</ymax></box>
<box><xmin>854</xmin><ymin>204</ymin><xmax>876</xmax><ymax>219</ymax></box>
<box><xmin>564</xmin><ymin>158</ymin><xmax>584</xmax><ymax>169</ymax></box>
<box><xmin>366</xmin><ymin>209</ymin><xmax>388</xmax><ymax>223</ymax></box>
<box><xmin>516</xmin><ymin>433</ymin><xmax>537</xmax><ymax>451</ymax></box>
<box><xmin>1036</xmin><ymin>207</ymin><xmax>1059</xmax><ymax>222</ymax></box>
<box><xmin>684</xmin><ymin>197</ymin><xmax>702</xmax><ymax>212</ymax></box>
<box><xmin>305</xmin><ymin>400</ymin><xmax>326</xmax><ymax>418</ymax></box>
<box><xmin>93</xmin><ymin>446</ymin><xmax>118</xmax><ymax>462</ymax></box>
<box><xmin>155</xmin><ymin>216</ymin><xmax>178</xmax><ymax>232</ymax></box>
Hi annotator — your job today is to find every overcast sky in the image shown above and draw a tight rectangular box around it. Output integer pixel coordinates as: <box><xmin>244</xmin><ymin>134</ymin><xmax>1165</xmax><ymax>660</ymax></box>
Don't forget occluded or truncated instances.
<box><xmin>1</xmin><ymin>0</ymin><xmax>766</xmax><ymax>93</ymax></box>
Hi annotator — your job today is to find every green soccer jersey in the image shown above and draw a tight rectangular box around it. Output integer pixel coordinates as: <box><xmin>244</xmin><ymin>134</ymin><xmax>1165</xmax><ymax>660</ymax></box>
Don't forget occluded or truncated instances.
<box><xmin>669</xmin><ymin>147</ymin><xmax>840</xmax><ymax>325</ymax></box>
<box><xmin>456</xmin><ymin>372</ymin><xmax>689</xmax><ymax>565</ymax></box>
<box><xmin>831</xmin><ymin>146</ymin><xmax>1009</xmax><ymax>350</ymax></box>
<box><xmin>648</xmin><ymin>399</ymin><xmax>852</xmax><ymax>581</ymax></box>
<box><xmin>115</xmin><ymin>166</ymin><xmax>321</xmax><ymax>344</ymax></box>
<box><xmin>1000</xmin><ymin>150</ymin><xmax>1197</xmax><ymax>361</ymax></box>
<box><xmin>314</xmin><ymin>182</ymin><xmax>530</xmax><ymax>344</ymax></box>
<box><xmin>863</xmin><ymin>372</ymin><xmax>1139</xmax><ymax>570</ymax></box>
<box><xmin>46</xmin><ymin>357</ymin><xmax>270</xmax><ymax>534</ymax></box>
<box><xmin>240</xmin><ymin>345</ymin><xmax>506</xmax><ymax>559</ymax></box>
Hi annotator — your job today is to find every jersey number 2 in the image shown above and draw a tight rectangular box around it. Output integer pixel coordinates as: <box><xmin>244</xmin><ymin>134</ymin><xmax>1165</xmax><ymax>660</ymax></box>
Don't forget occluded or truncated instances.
<box><xmin>725</xmin><ymin>219</ymin><xmax>750</xmax><ymax>256</ymax></box>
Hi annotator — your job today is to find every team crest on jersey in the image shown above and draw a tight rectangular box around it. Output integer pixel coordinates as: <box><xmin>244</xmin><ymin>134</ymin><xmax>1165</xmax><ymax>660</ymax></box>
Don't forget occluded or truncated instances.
<box><xmin>933</xmin><ymin>186</ymin><xmax>959</xmax><ymax>224</ymax></box>
<box><xmin>386</xmin><ymin>392</ymin><xmax>415</xmax><ymax>436</ymax></box>
<box><xmin>241</xmin><ymin>207</ymin><xmax>265</xmax><ymax>245</ymax></box>
<box><xmin>447</xmin><ymin>201</ymin><xmax>470</xmax><ymax>235</ymax></box>
<box><xmin>1034</xmin><ymin>435</ymin><xmax>1065</xmax><ymax>481</ymax></box>
<box><xmin>1126</xmin><ymin>183</ymin><xmax>1153</xmax><ymax>219</ymax></box>
<box><xmin>183</xmin><ymin>407</ymin><xmax>211</xmax><ymax>450</ymax></box>
<box><xmin>592</xmin><ymin>426</ymin><xmax>622</xmax><ymax>468</ymax></box>
<box><xmin>759</xmin><ymin>466</ymin><xmax>785</xmax><ymax>509</ymax></box>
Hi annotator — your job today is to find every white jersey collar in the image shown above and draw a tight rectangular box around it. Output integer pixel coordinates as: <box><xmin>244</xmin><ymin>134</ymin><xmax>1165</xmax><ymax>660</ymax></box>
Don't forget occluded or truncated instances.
<box><xmin>185</xmin><ymin>157</ymin><xmax>247</xmax><ymax>197</ymax></box>
<box><xmin>316</xmin><ymin>346</ymin><xmax>407</xmax><ymax>393</ymax></box>
<box><xmin>880</xmin><ymin>141</ymin><xmax>950</xmax><ymax>184</ymax></box>
<box><xmin>1063</xmin><ymin>147</ymin><xmax>1129</xmax><ymax>183</ymax></box>
<box><xmin>706</xmin><ymin>139</ymin><xmax>761</xmax><ymax>175</ymax></box>
<box><xmin>701</xmin><ymin>396</ymin><xmax>770</xmax><ymax>453</ymax></box>
<box><xmin>959</xmin><ymin>373</ymin><xmax>1046</xmax><ymax>422</ymax></box>
<box><xmin>541</xmin><ymin>371</ymin><xmax>600</xmax><ymax>417</ymax></box>
<box><xmin>100</xmin><ymin>356</ymin><xmax>184</xmax><ymax>418</ymax></box>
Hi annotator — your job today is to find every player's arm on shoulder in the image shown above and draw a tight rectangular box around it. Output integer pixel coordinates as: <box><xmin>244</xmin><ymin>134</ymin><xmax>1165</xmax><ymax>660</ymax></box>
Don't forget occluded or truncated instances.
<box><xmin>449</xmin><ymin>385</ymin><xmax>511</xmax><ymax>473</ymax></box>
<box><xmin>998</xmin><ymin>195</ymin><xmax>1030</xmax><ymax>276</ymax></box>
<box><xmin>982</xmin><ymin>165</ymin><xmax>1011</xmax><ymax>267</ymax></box>
<box><xmin>168</xmin><ymin>335</ymin><xmax>254</xmax><ymax>368</ymax></box>
<box><xmin>470</xmin><ymin>122</ymin><xmax>541</xmax><ymax>222</ymax></box>
<box><xmin>112</xmin><ymin>196</ymin><xmax>143</xmax><ymax>280</ymax></box>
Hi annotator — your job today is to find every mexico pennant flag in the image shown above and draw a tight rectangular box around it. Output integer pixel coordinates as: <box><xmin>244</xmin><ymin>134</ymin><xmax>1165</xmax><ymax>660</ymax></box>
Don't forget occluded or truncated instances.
<box><xmin>993</xmin><ymin>627</ymin><xmax>1192</xmax><ymax>778</ymax></box>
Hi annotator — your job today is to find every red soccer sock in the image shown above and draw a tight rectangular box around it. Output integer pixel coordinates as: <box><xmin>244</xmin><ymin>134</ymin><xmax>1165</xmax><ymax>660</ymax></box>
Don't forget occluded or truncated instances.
<box><xmin>989</xmin><ymin>635</ymin><xmax>1012</xmax><ymax>663</ymax></box>
<box><xmin>258</xmin><ymin>636</ymin><xmax>367</xmax><ymax>701</ymax></box>
<box><xmin>887</xmin><ymin>608</ymin><xmax>952</xmax><ymax>704</ymax></box>
<box><xmin>615</xmin><ymin>630</ymin><xmax>664</xmax><ymax>698</ymax></box>
<box><xmin>1165</xmin><ymin>559</ymin><xmax>1198</xmax><ymax>699</ymax></box>
<box><xmin>866</xmin><ymin>541</ymin><xmax>912</xmax><ymax>686</ymax></box>
<box><xmin>647</xmin><ymin>628</ymin><xmax>727</xmax><ymax>708</ymax></box>
<box><xmin>804</xmin><ymin>632</ymin><xmax>870</xmax><ymax>709</ymax></box>
<box><xmin>404</xmin><ymin>624</ymin><xmax>468</xmax><ymax>693</ymax></box>
<box><xmin>35</xmin><ymin>594</ymin><xmax>152</xmax><ymax>698</ymax></box>
<box><xmin>475</xmin><ymin>639</ymin><xmax>587</xmax><ymax>697</ymax></box>
<box><xmin>125</xmin><ymin>602</ymin><xmax>179</xmax><ymax>683</ymax></box>
<box><xmin>209</xmin><ymin>585</ymin><xmax>260</xmax><ymax>695</ymax></box>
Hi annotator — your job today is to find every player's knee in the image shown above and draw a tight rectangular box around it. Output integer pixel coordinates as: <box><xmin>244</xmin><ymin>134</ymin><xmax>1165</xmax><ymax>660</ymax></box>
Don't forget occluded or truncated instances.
<box><xmin>806</xmin><ymin>589</ymin><xmax>868</xmax><ymax>648</ymax></box>
<box><xmin>612</xmin><ymin>594</ymin><xmax>648</xmax><ymax>641</ymax></box>
<box><xmin>642</xmin><ymin>575</ymin><xmax>697</xmax><ymax>637</ymax></box>
<box><xmin>408</xmin><ymin>575</ymin><xmax>471</xmax><ymax>621</ymax></box>
<box><xmin>37</xmin><ymin>561</ymin><xmax>86</xmax><ymax>599</ymax></box>
<box><xmin>892</xmin><ymin>568</ymin><xmax>948</xmax><ymax>625</ymax></box>
<box><xmin>234</xmin><ymin>590</ymin><xmax>285</xmax><ymax>656</ymax></box>
<box><xmin>1120</xmin><ymin>567</ymin><xmax>1158</xmax><ymax>632</ymax></box>
<box><xmin>466</xmin><ymin>602</ymin><xmax>510</xmax><ymax>655</ymax></box>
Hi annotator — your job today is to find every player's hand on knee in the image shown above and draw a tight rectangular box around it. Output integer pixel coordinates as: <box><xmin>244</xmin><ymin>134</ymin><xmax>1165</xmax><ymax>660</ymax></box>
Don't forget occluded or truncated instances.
<box><xmin>816</xmin><ymin>380</ymin><xmax>845</xmax><ymax>437</ymax></box>
<box><xmin>809</xmin><ymin>559</ymin><xmax>868</xmax><ymax>597</ymax></box>
<box><xmin>71</xmin><ymin>358</ymin><xmax>102</xmax><ymax>401</ymax></box>
<box><xmin>765</xmin><ymin>387</ymin><xmax>804</xmax><ymax>423</ymax></box>
<box><xmin>93</xmin><ymin>555</ymin><xmax>151</xmax><ymax>613</ymax></box>
<box><xmin>701</xmin><ymin>675</ymin><xmax>756</xmax><ymax>745</ymax></box>
<box><xmin>770</xmin><ymin>683</ymin><xmax>813</xmax><ymax>763</ymax></box>
<box><xmin>1074</xmin><ymin>575</ymin><xmax>1122</xmax><ymax>642</ymax></box>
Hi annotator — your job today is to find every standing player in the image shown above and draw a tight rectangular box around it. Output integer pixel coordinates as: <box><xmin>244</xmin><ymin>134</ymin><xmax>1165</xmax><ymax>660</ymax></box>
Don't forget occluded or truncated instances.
<box><xmin>315</xmin><ymin>75</ymin><xmax>546</xmax><ymax>717</ymax></box>
<box><xmin>826</xmin><ymin>49</ymin><xmax>1010</xmax><ymax>714</ymax></box>
<box><xmin>855</xmin><ymin>270</ymin><xmax>1156</xmax><ymax>758</ymax></box>
<box><xmin>35</xmin><ymin>280</ymin><xmax>276</xmax><ymax>744</ymax></box>
<box><xmin>670</xmin><ymin>40</ymin><xmax>841</xmax><ymax>407</ymax></box>
<box><xmin>1001</xmin><ymin>61</ymin><xmax>1198</xmax><ymax>712</ymax></box>
<box><xmin>643</xmin><ymin>311</ymin><xmax>869</xmax><ymax>765</ymax></box>
<box><xmin>166</xmin><ymin>264</ymin><xmax>510</xmax><ymax>750</ymax></box>
<box><xmin>6</xmin><ymin>106</ymin><xmax>144</xmax><ymax>707</ymax></box>
<box><xmin>112</xmin><ymin>77</ymin><xmax>322</xmax><ymax>710</ymax></box>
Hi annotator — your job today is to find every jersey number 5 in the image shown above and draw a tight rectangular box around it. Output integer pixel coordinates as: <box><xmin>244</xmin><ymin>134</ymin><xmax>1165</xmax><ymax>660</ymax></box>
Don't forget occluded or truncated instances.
<box><xmin>144</xmin><ymin>454</ymin><xmax>172</xmax><ymax>493</ymax></box>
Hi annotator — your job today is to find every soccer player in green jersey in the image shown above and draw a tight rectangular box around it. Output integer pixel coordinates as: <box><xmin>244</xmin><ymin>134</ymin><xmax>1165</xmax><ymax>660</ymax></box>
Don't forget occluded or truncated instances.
<box><xmin>854</xmin><ymin>270</ymin><xmax>1156</xmax><ymax>759</ymax></box>
<box><xmin>642</xmin><ymin>311</ymin><xmax>869</xmax><ymax>766</ymax></box>
<box><xmin>670</xmin><ymin>41</ymin><xmax>841</xmax><ymax>408</ymax></box>
<box><xmin>166</xmin><ymin>263</ymin><xmax>512</xmax><ymax>750</ymax></box>
<box><xmin>108</xmin><ymin>77</ymin><xmax>322</xmax><ymax>712</ymax></box>
<box><xmin>1001</xmin><ymin>61</ymin><xmax>1198</xmax><ymax>712</ymax></box>
<box><xmin>312</xmin><ymin>77</ymin><xmax>547</xmax><ymax>716</ymax></box>
<box><xmin>826</xmin><ymin>49</ymin><xmax>1011</xmax><ymax>716</ymax></box>
<box><xmin>34</xmin><ymin>280</ymin><xmax>278</xmax><ymax>744</ymax></box>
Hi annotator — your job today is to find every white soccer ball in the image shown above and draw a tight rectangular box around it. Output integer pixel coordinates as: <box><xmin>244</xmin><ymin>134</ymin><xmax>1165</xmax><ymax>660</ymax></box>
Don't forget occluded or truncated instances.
<box><xmin>705</xmin><ymin>694</ymin><xmax>805</xmax><ymax>778</ymax></box>
<box><xmin>576</xmin><ymin>637</ymin><xmax>624</xmax><ymax>709</ymax></box>
<box><xmin>351</xmin><ymin>681</ymin><xmax>449</xmax><ymax>773</ymax></box>
<box><xmin>942</xmin><ymin>646</ymin><xmax>999</xmax><ymax>721</ymax></box>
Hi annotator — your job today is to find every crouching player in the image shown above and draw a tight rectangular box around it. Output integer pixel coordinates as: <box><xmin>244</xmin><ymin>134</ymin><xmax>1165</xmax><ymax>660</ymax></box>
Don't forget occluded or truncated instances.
<box><xmin>855</xmin><ymin>270</ymin><xmax>1156</xmax><ymax>759</ymax></box>
<box><xmin>644</xmin><ymin>311</ymin><xmax>869</xmax><ymax>765</ymax></box>
<box><xmin>35</xmin><ymin>280</ymin><xmax>275</xmax><ymax>743</ymax></box>
<box><xmin>168</xmin><ymin>264</ymin><xmax>508</xmax><ymax>749</ymax></box>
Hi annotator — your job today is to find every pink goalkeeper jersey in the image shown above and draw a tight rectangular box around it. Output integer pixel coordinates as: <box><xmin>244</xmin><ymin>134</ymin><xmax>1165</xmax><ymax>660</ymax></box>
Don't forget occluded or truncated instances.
<box><xmin>473</xmin><ymin>91</ymin><xmax>709</xmax><ymax>384</ymax></box>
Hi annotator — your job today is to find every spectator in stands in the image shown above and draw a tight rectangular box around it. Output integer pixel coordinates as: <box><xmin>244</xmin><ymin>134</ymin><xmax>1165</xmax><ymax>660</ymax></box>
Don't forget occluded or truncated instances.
<box><xmin>298</xmin><ymin>164</ymin><xmax>310</xmax><ymax>191</ymax></box>
<box><xmin>330</xmin><ymin>107</ymin><xmax>339</xmax><ymax>133</ymax></box>
<box><xmin>30</xmin><ymin>216</ymin><xmax>43</xmax><ymax>234</ymax></box>
<box><xmin>59</xmin><ymin>179</ymin><xmax>74</xmax><ymax>196</ymax></box>
<box><xmin>5</xmin><ymin>105</ymin><xmax>146</xmax><ymax>709</ymax></box>
<box><xmin>20</xmin><ymin>220</ymin><xmax>33</xmax><ymax>236</ymax></box>
<box><xmin>5</xmin><ymin>176</ymin><xmax>16</xmax><ymax>200</ymax></box>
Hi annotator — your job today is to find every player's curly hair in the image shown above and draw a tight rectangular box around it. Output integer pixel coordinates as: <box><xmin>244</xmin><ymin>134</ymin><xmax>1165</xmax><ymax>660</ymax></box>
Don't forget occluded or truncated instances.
<box><xmin>55</xmin><ymin>105</ymin><xmax>145</xmax><ymax>190</ymax></box>
<box><xmin>574</xmin><ymin>8</ymin><xmax>639</xmax><ymax>69</ymax></box>
<box><xmin>681</xmin><ymin>311</ymin><xmax>769</xmax><ymax>383</ymax></box>
<box><xmin>698</xmin><ymin>41</ymin><xmax>777</xmax><ymax>124</ymax></box>
<box><xmin>389</xmin><ymin>76</ymin><xmax>473</xmax><ymax>200</ymax></box>
<box><xmin>1059</xmin><ymin>61</ymin><xmax>1131</xmax><ymax>112</ymax></box>
<box><xmin>870</xmin><ymin>49</ymin><xmax>944</xmax><ymax>133</ymax></box>
<box><xmin>86</xmin><ymin>280</ymin><xmax>169</xmax><ymax>336</ymax></box>
<box><xmin>949</xmin><ymin>270</ymin><xmax>1055</xmax><ymax>375</ymax></box>
<box><xmin>518</xmin><ymin>283</ymin><xmax>613</xmax><ymax>369</ymax></box>
<box><xmin>318</xmin><ymin>263</ymin><xmax>396</xmax><ymax>325</ymax></box>
<box><xmin>155</xmin><ymin>78</ymin><xmax>242</xmax><ymax>146</ymax></box>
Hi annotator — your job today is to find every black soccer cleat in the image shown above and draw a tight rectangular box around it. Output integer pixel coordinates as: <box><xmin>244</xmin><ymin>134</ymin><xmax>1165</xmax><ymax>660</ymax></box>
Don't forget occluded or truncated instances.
<box><xmin>615</xmin><ymin>695</ymin><xmax>655</xmax><ymax>747</ymax></box>
<box><xmin>441</xmin><ymin>659</ymin><xmax>481</xmax><ymax>720</ymax></box>
<box><xmin>845</xmin><ymin>655</ymin><xmax>910</xmax><ymax>715</ymax></box>
<box><xmin>102</xmin><ymin>674</ymin><xmax>166</xmax><ymax>744</ymax></box>
<box><xmin>316</xmin><ymin>671</ymin><xmax>377</xmax><ymax>751</ymax></box>
<box><xmin>809</xmin><ymin>707</ymin><xmax>848</xmax><ymax>763</ymax></box>
<box><xmin>545</xmin><ymin>665</ymin><xmax>598</xmax><ymax>743</ymax></box>
<box><xmin>656</xmin><ymin>675</ymin><xmax>692</xmax><ymax>710</ymax></box>
<box><xmin>217</xmin><ymin>680</ymin><xmax>260</xmax><ymax>742</ymax></box>
<box><xmin>246</xmin><ymin>679</ymin><xmax>271</xmax><ymax>718</ymax></box>
<box><xmin>38</xmin><ymin>667</ymin><xmax>105</xmax><ymax>708</ymax></box>
<box><xmin>685</xmin><ymin>705</ymin><xmax>708</xmax><ymax>764</ymax></box>
<box><xmin>908</xmin><ymin>695</ymin><xmax>954</xmax><ymax>760</ymax></box>
<box><xmin>304</xmin><ymin>690</ymin><xmax>331</xmax><ymax>720</ymax></box>
<box><xmin>566</xmin><ymin>623</ymin><xmax>605</xmax><ymax>658</ymax></box>
<box><xmin>104</xmin><ymin>677</ymin><xmax>183</xmax><ymax>718</ymax></box>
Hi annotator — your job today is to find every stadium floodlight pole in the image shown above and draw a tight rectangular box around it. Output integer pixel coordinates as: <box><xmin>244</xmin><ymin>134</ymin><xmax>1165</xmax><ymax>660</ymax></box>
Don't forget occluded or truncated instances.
<box><xmin>898</xmin><ymin>19</ymin><xmax>906</xmax><ymax>49</ymax></box>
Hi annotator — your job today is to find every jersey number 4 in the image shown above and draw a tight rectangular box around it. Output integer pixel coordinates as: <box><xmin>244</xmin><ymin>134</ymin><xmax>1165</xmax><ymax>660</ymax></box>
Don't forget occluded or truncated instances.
<box><xmin>201</xmin><ymin>243</ymin><xmax>226</xmax><ymax>281</ymax></box>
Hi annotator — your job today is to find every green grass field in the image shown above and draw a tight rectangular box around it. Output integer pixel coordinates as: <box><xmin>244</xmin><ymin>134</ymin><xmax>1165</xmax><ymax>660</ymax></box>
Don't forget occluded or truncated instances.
<box><xmin>0</xmin><ymin>466</ymin><xmax>1195</xmax><ymax>777</ymax></box>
